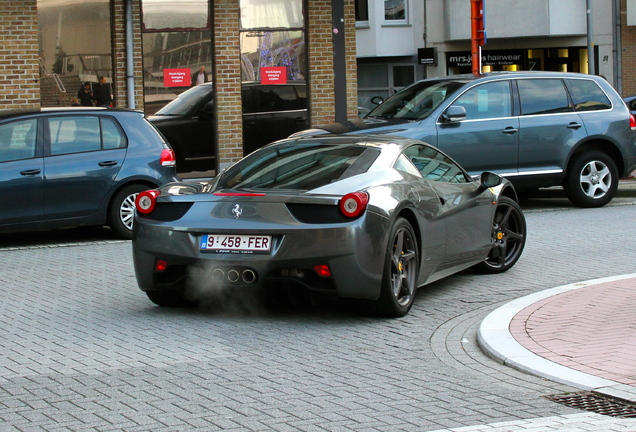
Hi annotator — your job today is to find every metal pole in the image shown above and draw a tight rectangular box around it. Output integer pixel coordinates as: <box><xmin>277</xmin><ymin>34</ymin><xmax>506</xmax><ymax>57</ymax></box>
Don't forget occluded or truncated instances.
<box><xmin>587</xmin><ymin>0</ymin><xmax>595</xmax><ymax>75</ymax></box>
<box><xmin>126</xmin><ymin>0</ymin><xmax>136</xmax><ymax>109</ymax></box>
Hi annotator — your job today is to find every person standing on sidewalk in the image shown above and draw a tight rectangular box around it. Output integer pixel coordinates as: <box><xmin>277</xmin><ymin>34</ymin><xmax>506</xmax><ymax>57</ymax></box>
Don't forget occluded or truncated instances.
<box><xmin>93</xmin><ymin>76</ymin><xmax>113</xmax><ymax>108</ymax></box>
<box><xmin>77</xmin><ymin>82</ymin><xmax>93</xmax><ymax>106</ymax></box>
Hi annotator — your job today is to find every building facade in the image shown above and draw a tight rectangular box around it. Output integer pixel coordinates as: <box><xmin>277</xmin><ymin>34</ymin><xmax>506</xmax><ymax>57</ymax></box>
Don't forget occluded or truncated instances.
<box><xmin>1</xmin><ymin>0</ymin><xmax>358</xmax><ymax>171</ymax></box>
<box><xmin>356</xmin><ymin>0</ymin><xmax>636</xmax><ymax>112</ymax></box>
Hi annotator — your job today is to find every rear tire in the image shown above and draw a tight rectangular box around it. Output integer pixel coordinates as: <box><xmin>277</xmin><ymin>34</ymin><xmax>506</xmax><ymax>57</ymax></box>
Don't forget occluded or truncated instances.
<box><xmin>109</xmin><ymin>184</ymin><xmax>151</xmax><ymax>239</ymax></box>
<box><xmin>371</xmin><ymin>217</ymin><xmax>419</xmax><ymax>318</ymax></box>
<box><xmin>563</xmin><ymin>151</ymin><xmax>618</xmax><ymax>208</ymax></box>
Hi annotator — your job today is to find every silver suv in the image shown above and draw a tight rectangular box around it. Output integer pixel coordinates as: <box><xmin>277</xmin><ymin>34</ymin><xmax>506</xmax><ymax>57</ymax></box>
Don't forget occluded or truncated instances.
<box><xmin>307</xmin><ymin>72</ymin><xmax>636</xmax><ymax>207</ymax></box>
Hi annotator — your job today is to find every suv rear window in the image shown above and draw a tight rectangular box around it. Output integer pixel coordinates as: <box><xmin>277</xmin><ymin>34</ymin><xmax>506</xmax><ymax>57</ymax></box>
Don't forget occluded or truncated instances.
<box><xmin>517</xmin><ymin>79</ymin><xmax>571</xmax><ymax>116</ymax></box>
<box><xmin>216</xmin><ymin>143</ymin><xmax>380</xmax><ymax>191</ymax></box>
<box><xmin>565</xmin><ymin>79</ymin><xmax>612</xmax><ymax>112</ymax></box>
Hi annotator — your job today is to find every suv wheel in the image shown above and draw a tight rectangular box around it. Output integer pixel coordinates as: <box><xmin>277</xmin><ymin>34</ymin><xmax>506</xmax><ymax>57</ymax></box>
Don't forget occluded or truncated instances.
<box><xmin>563</xmin><ymin>151</ymin><xmax>618</xmax><ymax>208</ymax></box>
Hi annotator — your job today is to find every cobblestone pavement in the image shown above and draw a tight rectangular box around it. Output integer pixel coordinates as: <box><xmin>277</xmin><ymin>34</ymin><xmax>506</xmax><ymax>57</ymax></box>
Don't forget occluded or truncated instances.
<box><xmin>1</xmin><ymin>199</ymin><xmax>636</xmax><ymax>431</ymax></box>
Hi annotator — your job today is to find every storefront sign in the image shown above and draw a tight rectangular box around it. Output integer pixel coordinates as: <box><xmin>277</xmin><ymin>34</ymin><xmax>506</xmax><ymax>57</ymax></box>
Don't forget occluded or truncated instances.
<box><xmin>447</xmin><ymin>49</ymin><xmax>526</xmax><ymax>68</ymax></box>
<box><xmin>163</xmin><ymin>68</ymin><xmax>191</xmax><ymax>87</ymax></box>
<box><xmin>418</xmin><ymin>47</ymin><xmax>437</xmax><ymax>66</ymax></box>
<box><xmin>261</xmin><ymin>67</ymin><xmax>287</xmax><ymax>84</ymax></box>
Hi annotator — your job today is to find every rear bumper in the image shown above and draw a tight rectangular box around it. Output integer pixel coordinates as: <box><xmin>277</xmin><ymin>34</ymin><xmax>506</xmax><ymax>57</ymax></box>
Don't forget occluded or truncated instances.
<box><xmin>132</xmin><ymin>211</ymin><xmax>391</xmax><ymax>300</ymax></box>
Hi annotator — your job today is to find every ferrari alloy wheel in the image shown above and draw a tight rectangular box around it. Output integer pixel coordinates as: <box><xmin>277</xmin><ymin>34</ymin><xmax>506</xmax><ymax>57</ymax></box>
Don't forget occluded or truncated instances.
<box><xmin>109</xmin><ymin>184</ymin><xmax>150</xmax><ymax>239</ymax></box>
<box><xmin>474</xmin><ymin>197</ymin><xmax>526</xmax><ymax>274</ymax></box>
<box><xmin>563</xmin><ymin>151</ymin><xmax>618</xmax><ymax>208</ymax></box>
<box><xmin>374</xmin><ymin>217</ymin><xmax>419</xmax><ymax>317</ymax></box>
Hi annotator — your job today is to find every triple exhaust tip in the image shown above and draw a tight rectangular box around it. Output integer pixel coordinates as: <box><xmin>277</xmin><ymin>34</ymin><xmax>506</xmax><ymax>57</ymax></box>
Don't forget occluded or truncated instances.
<box><xmin>212</xmin><ymin>268</ymin><xmax>257</xmax><ymax>284</ymax></box>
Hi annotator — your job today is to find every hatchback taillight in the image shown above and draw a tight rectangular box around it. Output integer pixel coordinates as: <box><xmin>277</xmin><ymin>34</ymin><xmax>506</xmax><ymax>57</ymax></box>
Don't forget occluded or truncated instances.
<box><xmin>160</xmin><ymin>148</ymin><xmax>176</xmax><ymax>167</ymax></box>
<box><xmin>339</xmin><ymin>192</ymin><xmax>369</xmax><ymax>218</ymax></box>
<box><xmin>135</xmin><ymin>189</ymin><xmax>160</xmax><ymax>214</ymax></box>
<box><xmin>630</xmin><ymin>114</ymin><xmax>636</xmax><ymax>131</ymax></box>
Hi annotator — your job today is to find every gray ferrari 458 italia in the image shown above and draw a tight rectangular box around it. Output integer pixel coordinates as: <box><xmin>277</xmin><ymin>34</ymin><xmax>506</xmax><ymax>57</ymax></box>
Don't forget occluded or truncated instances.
<box><xmin>132</xmin><ymin>134</ymin><xmax>526</xmax><ymax>317</ymax></box>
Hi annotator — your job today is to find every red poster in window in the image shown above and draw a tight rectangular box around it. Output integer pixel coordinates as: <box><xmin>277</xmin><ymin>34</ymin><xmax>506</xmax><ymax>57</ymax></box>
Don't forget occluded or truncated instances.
<box><xmin>164</xmin><ymin>68</ymin><xmax>191</xmax><ymax>87</ymax></box>
<box><xmin>260</xmin><ymin>67</ymin><xmax>287</xmax><ymax>84</ymax></box>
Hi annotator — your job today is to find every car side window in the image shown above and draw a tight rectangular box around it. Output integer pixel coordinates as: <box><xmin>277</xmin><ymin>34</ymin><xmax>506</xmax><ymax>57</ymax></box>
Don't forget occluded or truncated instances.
<box><xmin>402</xmin><ymin>145</ymin><xmax>469</xmax><ymax>183</ymax></box>
<box><xmin>517</xmin><ymin>79</ymin><xmax>571</xmax><ymax>115</ymax></box>
<box><xmin>246</xmin><ymin>86</ymin><xmax>301</xmax><ymax>113</ymax></box>
<box><xmin>101</xmin><ymin>117</ymin><xmax>127</xmax><ymax>149</ymax></box>
<box><xmin>0</xmin><ymin>119</ymin><xmax>37</xmax><ymax>162</ymax></box>
<box><xmin>49</xmin><ymin>116</ymin><xmax>102</xmax><ymax>155</ymax></box>
<box><xmin>565</xmin><ymin>79</ymin><xmax>612</xmax><ymax>112</ymax></box>
<box><xmin>450</xmin><ymin>81</ymin><xmax>511</xmax><ymax>120</ymax></box>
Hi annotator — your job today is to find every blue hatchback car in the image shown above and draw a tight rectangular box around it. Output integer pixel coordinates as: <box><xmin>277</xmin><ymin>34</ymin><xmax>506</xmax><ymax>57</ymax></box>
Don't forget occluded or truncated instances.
<box><xmin>0</xmin><ymin>108</ymin><xmax>178</xmax><ymax>239</ymax></box>
<box><xmin>301</xmin><ymin>72</ymin><xmax>636</xmax><ymax>208</ymax></box>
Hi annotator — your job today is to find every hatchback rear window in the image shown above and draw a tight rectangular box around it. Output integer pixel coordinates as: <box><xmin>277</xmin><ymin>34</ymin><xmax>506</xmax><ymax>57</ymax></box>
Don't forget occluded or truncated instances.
<box><xmin>565</xmin><ymin>79</ymin><xmax>612</xmax><ymax>112</ymax></box>
<box><xmin>217</xmin><ymin>143</ymin><xmax>380</xmax><ymax>191</ymax></box>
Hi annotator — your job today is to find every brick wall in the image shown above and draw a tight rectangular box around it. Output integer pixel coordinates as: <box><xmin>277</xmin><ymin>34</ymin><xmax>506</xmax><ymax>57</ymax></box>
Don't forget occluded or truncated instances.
<box><xmin>0</xmin><ymin>0</ymin><xmax>39</xmax><ymax>108</ymax></box>
<box><xmin>213</xmin><ymin>0</ymin><xmax>244</xmax><ymax>168</ymax></box>
<box><xmin>621</xmin><ymin>0</ymin><xmax>636</xmax><ymax>96</ymax></box>
<box><xmin>111</xmin><ymin>0</ymin><xmax>145</xmax><ymax>109</ymax></box>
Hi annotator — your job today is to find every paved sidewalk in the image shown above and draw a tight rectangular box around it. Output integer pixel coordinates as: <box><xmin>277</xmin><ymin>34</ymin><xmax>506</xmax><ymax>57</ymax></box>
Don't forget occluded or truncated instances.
<box><xmin>479</xmin><ymin>274</ymin><xmax>636</xmax><ymax>404</ymax></box>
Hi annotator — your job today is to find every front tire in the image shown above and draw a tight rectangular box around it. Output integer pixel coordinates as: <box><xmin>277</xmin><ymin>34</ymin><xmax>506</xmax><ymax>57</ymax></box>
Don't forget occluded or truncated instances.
<box><xmin>563</xmin><ymin>151</ymin><xmax>618</xmax><ymax>208</ymax></box>
<box><xmin>108</xmin><ymin>184</ymin><xmax>151</xmax><ymax>239</ymax></box>
<box><xmin>474</xmin><ymin>197</ymin><xmax>526</xmax><ymax>274</ymax></box>
<box><xmin>372</xmin><ymin>217</ymin><xmax>419</xmax><ymax>318</ymax></box>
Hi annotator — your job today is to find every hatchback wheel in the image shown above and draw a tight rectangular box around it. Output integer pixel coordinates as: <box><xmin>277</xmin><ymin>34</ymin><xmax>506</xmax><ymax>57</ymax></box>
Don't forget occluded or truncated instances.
<box><xmin>372</xmin><ymin>217</ymin><xmax>419</xmax><ymax>318</ymax></box>
<box><xmin>109</xmin><ymin>184</ymin><xmax>151</xmax><ymax>239</ymax></box>
<box><xmin>563</xmin><ymin>151</ymin><xmax>618</xmax><ymax>208</ymax></box>
<box><xmin>474</xmin><ymin>197</ymin><xmax>526</xmax><ymax>274</ymax></box>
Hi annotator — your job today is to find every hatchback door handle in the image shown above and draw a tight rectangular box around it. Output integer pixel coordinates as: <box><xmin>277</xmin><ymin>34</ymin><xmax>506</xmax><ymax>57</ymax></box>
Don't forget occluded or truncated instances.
<box><xmin>502</xmin><ymin>127</ymin><xmax>518</xmax><ymax>135</ymax></box>
<box><xmin>567</xmin><ymin>122</ymin><xmax>583</xmax><ymax>130</ymax></box>
<box><xmin>20</xmin><ymin>169</ymin><xmax>41</xmax><ymax>176</ymax></box>
<box><xmin>98</xmin><ymin>160</ymin><xmax>119</xmax><ymax>167</ymax></box>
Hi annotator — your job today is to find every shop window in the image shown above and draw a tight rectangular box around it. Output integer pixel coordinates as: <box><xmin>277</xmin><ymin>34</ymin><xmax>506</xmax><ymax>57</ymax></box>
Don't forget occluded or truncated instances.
<box><xmin>37</xmin><ymin>0</ymin><xmax>113</xmax><ymax>107</ymax></box>
<box><xmin>240</xmin><ymin>31</ymin><xmax>306</xmax><ymax>82</ymax></box>
<box><xmin>240</xmin><ymin>0</ymin><xmax>303</xmax><ymax>30</ymax></box>
<box><xmin>141</xmin><ymin>0</ymin><xmax>210</xmax><ymax>31</ymax></box>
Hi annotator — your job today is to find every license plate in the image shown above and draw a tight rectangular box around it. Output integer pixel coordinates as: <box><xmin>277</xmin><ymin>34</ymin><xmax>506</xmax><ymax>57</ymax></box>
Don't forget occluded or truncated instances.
<box><xmin>200</xmin><ymin>234</ymin><xmax>272</xmax><ymax>254</ymax></box>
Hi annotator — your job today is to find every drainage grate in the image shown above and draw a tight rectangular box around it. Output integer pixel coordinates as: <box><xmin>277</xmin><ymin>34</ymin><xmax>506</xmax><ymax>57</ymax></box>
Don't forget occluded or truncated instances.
<box><xmin>545</xmin><ymin>392</ymin><xmax>636</xmax><ymax>417</ymax></box>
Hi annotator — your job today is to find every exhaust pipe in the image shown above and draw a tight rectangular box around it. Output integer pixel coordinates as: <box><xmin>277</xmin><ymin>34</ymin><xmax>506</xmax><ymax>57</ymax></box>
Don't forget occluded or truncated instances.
<box><xmin>212</xmin><ymin>268</ymin><xmax>225</xmax><ymax>282</ymax></box>
<box><xmin>227</xmin><ymin>269</ymin><xmax>240</xmax><ymax>283</ymax></box>
<box><xmin>242</xmin><ymin>269</ymin><xmax>257</xmax><ymax>284</ymax></box>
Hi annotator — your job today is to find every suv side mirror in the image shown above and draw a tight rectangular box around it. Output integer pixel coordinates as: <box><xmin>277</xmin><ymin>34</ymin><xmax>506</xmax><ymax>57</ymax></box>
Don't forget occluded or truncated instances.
<box><xmin>441</xmin><ymin>105</ymin><xmax>466</xmax><ymax>123</ymax></box>
<box><xmin>371</xmin><ymin>96</ymin><xmax>384</xmax><ymax>105</ymax></box>
<box><xmin>480</xmin><ymin>171</ymin><xmax>503</xmax><ymax>189</ymax></box>
<box><xmin>200</xmin><ymin>100</ymin><xmax>214</xmax><ymax>118</ymax></box>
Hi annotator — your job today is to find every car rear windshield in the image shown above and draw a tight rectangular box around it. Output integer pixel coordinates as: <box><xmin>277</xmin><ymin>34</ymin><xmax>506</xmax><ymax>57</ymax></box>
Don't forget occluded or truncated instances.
<box><xmin>216</xmin><ymin>143</ymin><xmax>381</xmax><ymax>191</ymax></box>
<box><xmin>154</xmin><ymin>85</ymin><xmax>212</xmax><ymax>116</ymax></box>
<box><xmin>366</xmin><ymin>80</ymin><xmax>466</xmax><ymax>121</ymax></box>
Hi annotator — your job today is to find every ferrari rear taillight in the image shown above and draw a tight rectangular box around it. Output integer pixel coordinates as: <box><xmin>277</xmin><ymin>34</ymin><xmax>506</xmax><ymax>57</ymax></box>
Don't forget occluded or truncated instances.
<box><xmin>160</xmin><ymin>148</ymin><xmax>176</xmax><ymax>167</ymax></box>
<box><xmin>339</xmin><ymin>192</ymin><xmax>369</xmax><ymax>218</ymax></box>
<box><xmin>135</xmin><ymin>189</ymin><xmax>160</xmax><ymax>214</ymax></box>
<box><xmin>630</xmin><ymin>114</ymin><xmax>636</xmax><ymax>131</ymax></box>
<box><xmin>155</xmin><ymin>260</ymin><xmax>168</xmax><ymax>272</ymax></box>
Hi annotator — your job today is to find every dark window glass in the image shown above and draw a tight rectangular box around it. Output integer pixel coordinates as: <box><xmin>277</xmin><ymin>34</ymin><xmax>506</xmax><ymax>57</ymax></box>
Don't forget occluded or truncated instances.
<box><xmin>356</xmin><ymin>0</ymin><xmax>369</xmax><ymax>21</ymax></box>
<box><xmin>451</xmin><ymin>81</ymin><xmax>512</xmax><ymax>120</ymax></box>
<box><xmin>154</xmin><ymin>84</ymin><xmax>213</xmax><ymax>116</ymax></box>
<box><xmin>0</xmin><ymin>119</ymin><xmax>37</xmax><ymax>162</ymax></box>
<box><xmin>48</xmin><ymin>116</ymin><xmax>101</xmax><ymax>155</ymax></box>
<box><xmin>217</xmin><ymin>143</ymin><xmax>380</xmax><ymax>191</ymax></box>
<box><xmin>403</xmin><ymin>145</ymin><xmax>468</xmax><ymax>183</ymax></box>
<box><xmin>244</xmin><ymin>85</ymin><xmax>301</xmax><ymax>113</ymax></box>
<box><xmin>517</xmin><ymin>79</ymin><xmax>571</xmax><ymax>115</ymax></box>
<box><xmin>566</xmin><ymin>79</ymin><xmax>612</xmax><ymax>112</ymax></box>
<box><xmin>385</xmin><ymin>0</ymin><xmax>406</xmax><ymax>21</ymax></box>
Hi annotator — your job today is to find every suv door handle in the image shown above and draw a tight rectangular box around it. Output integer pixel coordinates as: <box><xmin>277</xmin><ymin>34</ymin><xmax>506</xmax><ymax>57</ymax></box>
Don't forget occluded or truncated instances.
<box><xmin>98</xmin><ymin>160</ymin><xmax>119</xmax><ymax>167</ymax></box>
<box><xmin>295</xmin><ymin>117</ymin><xmax>306</xmax><ymax>124</ymax></box>
<box><xmin>20</xmin><ymin>169</ymin><xmax>41</xmax><ymax>176</ymax></box>
<box><xmin>567</xmin><ymin>122</ymin><xmax>583</xmax><ymax>130</ymax></box>
<box><xmin>502</xmin><ymin>127</ymin><xmax>518</xmax><ymax>135</ymax></box>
